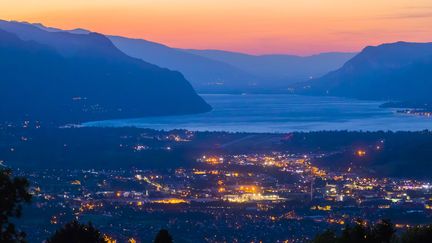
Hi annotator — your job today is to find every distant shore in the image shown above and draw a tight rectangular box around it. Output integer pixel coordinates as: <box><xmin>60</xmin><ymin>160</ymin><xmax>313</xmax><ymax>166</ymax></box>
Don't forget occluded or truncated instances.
<box><xmin>380</xmin><ymin>101</ymin><xmax>432</xmax><ymax>117</ymax></box>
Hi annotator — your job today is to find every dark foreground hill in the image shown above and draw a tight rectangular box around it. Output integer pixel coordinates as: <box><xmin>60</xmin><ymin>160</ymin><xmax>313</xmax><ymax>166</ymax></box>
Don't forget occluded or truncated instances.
<box><xmin>298</xmin><ymin>41</ymin><xmax>432</xmax><ymax>102</ymax></box>
<box><xmin>0</xmin><ymin>26</ymin><xmax>211</xmax><ymax>123</ymax></box>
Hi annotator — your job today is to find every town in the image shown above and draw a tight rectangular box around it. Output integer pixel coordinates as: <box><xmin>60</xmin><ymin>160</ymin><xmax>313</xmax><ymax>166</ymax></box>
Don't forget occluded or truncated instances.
<box><xmin>2</xmin><ymin>122</ymin><xmax>432</xmax><ymax>241</ymax></box>
<box><xmin>14</xmin><ymin>152</ymin><xmax>432</xmax><ymax>242</ymax></box>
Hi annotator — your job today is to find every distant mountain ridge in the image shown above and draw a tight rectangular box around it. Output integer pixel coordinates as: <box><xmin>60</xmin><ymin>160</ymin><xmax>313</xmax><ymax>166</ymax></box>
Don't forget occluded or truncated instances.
<box><xmin>0</xmin><ymin>20</ymin><xmax>124</xmax><ymax>58</ymax></box>
<box><xmin>299</xmin><ymin>41</ymin><xmax>432</xmax><ymax>102</ymax></box>
<box><xmin>108</xmin><ymin>35</ymin><xmax>256</xmax><ymax>92</ymax></box>
<box><xmin>182</xmin><ymin>49</ymin><xmax>356</xmax><ymax>87</ymax></box>
<box><xmin>6</xmin><ymin>20</ymin><xmax>431</xmax><ymax>105</ymax></box>
<box><xmin>0</xmin><ymin>21</ymin><xmax>211</xmax><ymax>122</ymax></box>
<box><xmin>111</xmin><ymin>40</ymin><xmax>355</xmax><ymax>91</ymax></box>
<box><xmin>28</xmin><ymin>21</ymin><xmax>355</xmax><ymax>92</ymax></box>
<box><xmin>27</xmin><ymin>22</ymin><xmax>255</xmax><ymax>91</ymax></box>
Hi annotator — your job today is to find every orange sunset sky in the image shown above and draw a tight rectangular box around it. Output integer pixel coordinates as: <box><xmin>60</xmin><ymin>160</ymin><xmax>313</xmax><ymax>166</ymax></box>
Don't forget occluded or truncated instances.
<box><xmin>2</xmin><ymin>0</ymin><xmax>432</xmax><ymax>55</ymax></box>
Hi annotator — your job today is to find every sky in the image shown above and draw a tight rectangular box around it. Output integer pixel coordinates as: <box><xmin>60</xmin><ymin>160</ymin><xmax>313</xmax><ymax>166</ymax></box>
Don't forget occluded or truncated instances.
<box><xmin>1</xmin><ymin>0</ymin><xmax>432</xmax><ymax>55</ymax></box>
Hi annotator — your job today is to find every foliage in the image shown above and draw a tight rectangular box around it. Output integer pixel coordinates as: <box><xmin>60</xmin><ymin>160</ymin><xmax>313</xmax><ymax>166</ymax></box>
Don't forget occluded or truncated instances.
<box><xmin>154</xmin><ymin>229</ymin><xmax>173</xmax><ymax>243</ymax></box>
<box><xmin>400</xmin><ymin>225</ymin><xmax>432</xmax><ymax>243</ymax></box>
<box><xmin>313</xmin><ymin>219</ymin><xmax>396</xmax><ymax>243</ymax></box>
<box><xmin>46</xmin><ymin>220</ymin><xmax>108</xmax><ymax>243</ymax></box>
<box><xmin>313</xmin><ymin>229</ymin><xmax>337</xmax><ymax>243</ymax></box>
<box><xmin>312</xmin><ymin>220</ymin><xmax>432</xmax><ymax>243</ymax></box>
<box><xmin>0</xmin><ymin>168</ymin><xmax>32</xmax><ymax>243</ymax></box>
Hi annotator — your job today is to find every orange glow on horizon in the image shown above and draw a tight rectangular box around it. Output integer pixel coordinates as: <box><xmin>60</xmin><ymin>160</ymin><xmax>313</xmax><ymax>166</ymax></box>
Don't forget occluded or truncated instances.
<box><xmin>1</xmin><ymin>0</ymin><xmax>432</xmax><ymax>55</ymax></box>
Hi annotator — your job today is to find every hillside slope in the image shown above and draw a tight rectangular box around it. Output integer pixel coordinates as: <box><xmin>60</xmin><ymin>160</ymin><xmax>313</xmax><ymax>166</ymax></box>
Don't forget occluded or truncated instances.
<box><xmin>299</xmin><ymin>42</ymin><xmax>432</xmax><ymax>102</ymax></box>
<box><xmin>0</xmin><ymin>27</ymin><xmax>211</xmax><ymax>123</ymax></box>
<box><xmin>184</xmin><ymin>49</ymin><xmax>355</xmax><ymax>86</ymax></box>
<box><xmin>108</xmin><ymin>36</ymin><xmax>256</xmax><ymax>91</ymax></box>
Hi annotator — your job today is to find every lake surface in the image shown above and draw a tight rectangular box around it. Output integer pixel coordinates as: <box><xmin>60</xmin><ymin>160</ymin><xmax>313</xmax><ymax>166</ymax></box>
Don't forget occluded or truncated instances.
<box><xmin>85</xmin><ymin>94</ymin><xmax>432</xmax><ymax>133</ymax></box>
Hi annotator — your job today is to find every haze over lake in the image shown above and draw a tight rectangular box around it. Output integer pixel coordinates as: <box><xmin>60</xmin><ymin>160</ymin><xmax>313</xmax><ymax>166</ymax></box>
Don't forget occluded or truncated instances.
<box><xmin>85</xmin><ymin>94</ymin><xmax>432</xmax><ymax>133</ymax></box>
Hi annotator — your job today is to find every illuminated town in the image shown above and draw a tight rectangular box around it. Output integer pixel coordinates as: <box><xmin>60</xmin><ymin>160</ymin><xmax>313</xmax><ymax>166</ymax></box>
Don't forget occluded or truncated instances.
<box><xmin>1</xmin><ymin>122</ymin><xmax>432</xmax><ymax>242</ymax></box>
<box><xmin>1</xmin><ymin>3</ymin><xmax>432</xmax><ymax>242</ymax></box>
<box><xmin>14</xmin><ymin>150</ymin><xmax>432</xmax><ymax>242</ymax></box>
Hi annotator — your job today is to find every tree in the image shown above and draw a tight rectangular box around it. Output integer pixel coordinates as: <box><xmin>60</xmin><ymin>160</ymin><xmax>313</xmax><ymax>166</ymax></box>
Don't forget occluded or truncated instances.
<box><xmin>47</xmin><ymin>220</ymin><xmax>108</xmax><ymax>243</ymax></box>
<box><xmin>313</xmin><ymin>219</ymin><xmax>397</xmax><ymax>243</ymax></box>
<box><xmin>400</xmin><ymin>225</ymin><xmax>432</xmax><ymax>243</ymax></box>
<box><xmin>0</xmin><ymin>168</ymin><xmax>32</xmax><ymax>243</ymax></box>
<box><xmin>154</xmin><ymin>229</ymin><xmax>173</xmax><ymax>243</ymax></box>
<box><xmin>370</xmin><ymin>219</ymin><xmax>395</xmax><ymax>243</ymax></box>
<box><xmin>338</xmin><ymin>221</ymin><xmax>370</xmax><ymax>243</ymax></box>
<box><xmin>313</xmin><ymin>229</ymin><xmax>337</xmax><ymax>243</ymax></box>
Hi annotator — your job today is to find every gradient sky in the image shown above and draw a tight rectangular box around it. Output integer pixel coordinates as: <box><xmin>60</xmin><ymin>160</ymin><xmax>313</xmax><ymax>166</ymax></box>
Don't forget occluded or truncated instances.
<box><xmin>2</xmin><ymin>0</ymin><xmax>432</xmax><ymax>55</ymax></box>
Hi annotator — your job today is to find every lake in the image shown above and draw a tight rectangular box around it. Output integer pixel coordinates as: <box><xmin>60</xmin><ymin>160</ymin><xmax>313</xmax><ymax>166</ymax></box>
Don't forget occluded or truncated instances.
<box><xmin>85</xmin><ymin>94</ymin><xmax>432</xmax><ymax>133</ymax></box>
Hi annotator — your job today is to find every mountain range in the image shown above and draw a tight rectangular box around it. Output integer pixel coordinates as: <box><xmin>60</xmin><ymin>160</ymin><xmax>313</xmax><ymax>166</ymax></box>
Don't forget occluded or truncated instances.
<box><xmin>0</xmin><ymin>20</ymin><xmax>211</xmax><ymax>122</ymax></box>
<box><xmin>299</xmin><ymin>41</ymin><xmax>432</xmax><ymax>102</ymax></box>
<box><xmin>108</xmin><ymin>35</ymin><xmax>255</xmax><ymax>92</ymax></box>
<box><xmin>2</xmin><ymin>19</ymin><xmax>432</xmax><ymax>121</ymax></box>
<box><xmin>182</xmin><ymin>49</ymin><xmax>356</xmax><ymax>88</ymax></box>
<box><xmin>110</xmin><ymin>39</ymin><xmax>355</xmax><ymax>91</ymax></box>
<box><xmin>29</xmin><ymin>21</ymin><xmax>355</xmax><ymax>92</ymax></box>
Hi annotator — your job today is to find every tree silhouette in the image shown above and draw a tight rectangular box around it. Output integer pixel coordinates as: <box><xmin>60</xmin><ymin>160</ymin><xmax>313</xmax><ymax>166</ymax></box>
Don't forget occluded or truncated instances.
<box><xmin>400</xmin><ymin>225</ymin><xmax>432</xmax><ymax>243</ymax></box>
<box><xmin>313</xmin><ymin>229</ymin><xmax>337</xmax><ymax>243</ymax></box>
<box><xmin>0</xmin><ymin>168</ymin><xmax>32</xmax><ymax>243</ymax></box>
<box><xmin>313</xmin><ymin>219</ymin><xmax>396</xmax><ymax>243</ymax></box>
<box><xmin>371</xmin><ymin>219</ymin><xmax>395</xmax><ymax>243</ymax></box>
<box><xmin>47</xmin><ymin>220</ymin><xmax>108</xmax><ymax>243</ymax></box>
<box><xmin>154</xmin><ymin>229</ymin><xmax>173</xmax><ymax>243</ymax></box>
<box><xmin>338</xmin><ymin>222</ymin><xmax>370</xmax><ymax>243</ymax></box>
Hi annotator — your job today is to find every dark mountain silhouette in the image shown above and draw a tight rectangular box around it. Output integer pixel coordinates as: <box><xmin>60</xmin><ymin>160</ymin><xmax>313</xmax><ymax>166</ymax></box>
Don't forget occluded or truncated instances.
<box><xmin>0</xmin><ymin>26</ymin><xmax>211</xmax><ymax>123</ymax></box>
<box><xmin>111</xmin><ymin>38</ymin><xmax>355</xmax><ymax>91</ymax></box>
<box><xmin>30</xmin><ymin>22</ymin><xmax>255</xmax><ymax>91</ymax></box>
<box><xmin>28</xmin><ymin>21</ymin><xmax>356</xmax><ymax>92</ymax></box>
<box><xmin>299</xmin><ymin>41</ymin><xmax>432</xmax><ymax>102</ymax></box>
<box><xmin>0</xmin><ymin>20</ymin><xmax>137</xmax><ymax>58</ymax></box>
<box><xmin>183</xmin><ymin>49</ymin><xmax>355</xmax><ymax>87</ymax></box>
<box><xmin>107</xmin><ymin>36</ymin><xmax>256</xmax><ymax>91</ymax></box>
